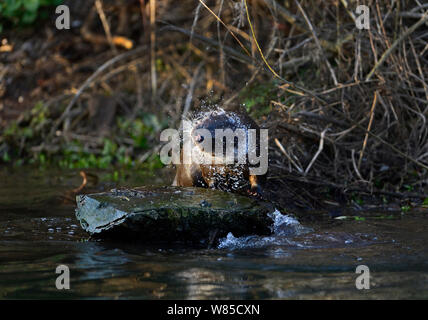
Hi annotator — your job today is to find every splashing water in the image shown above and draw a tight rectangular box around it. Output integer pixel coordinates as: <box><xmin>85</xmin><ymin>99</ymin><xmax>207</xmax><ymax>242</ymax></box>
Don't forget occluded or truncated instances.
<box><xmin>218</xmin><ymin>209</ymin><xmax>313</xmax><ymax>250</ymax></box>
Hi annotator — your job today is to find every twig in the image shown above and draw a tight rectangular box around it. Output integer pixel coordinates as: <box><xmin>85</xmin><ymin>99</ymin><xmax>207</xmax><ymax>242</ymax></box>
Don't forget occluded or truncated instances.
<box><xmin>160</xmin><ymin>23</ymin><xmax>326</xmax><ymax>105</ymax></box>
<box><xmin>332</xmin><ymin>109</ymin><xmax>428</xmax><ymax>171</ymax></box>
<box><xmin>150</xmin><ymin>0</ymin><xmax>157</xmax><ymax>99</ymax></box>
<box><xmin>182</xmin><ymin>62</ymin><xmax>204</xmax><ymax>119</ymax></box>
<box><xmin>304</xmin><ymin>128</ymin><xmax>327</xmax><ymax>176</ymax></box>
<box><xmin>274</xmin><ymin>138</ymin><xmax>303</xmax><ymax>173</ymax></box>
<box><xmin>190</xmin><ymin>2</ymin><xmax>203</xmax><ymax>44</ymax></box>
<box><xmin>139</xmin><ymin>0</ymin><xmax>149</xmax><ymax>43</ymax></box>
<box><xmin>366</xmin><ymin>11</ymin><xmax>428</xmax><ymax>81</ymax></box>
<box><xmin>294</xmin><ymin>0</ymin><xmax>338</xmax><ymax>85</ymax></box>
<box><xmin>216</xmin><ymin>0</ymin><xmax>225</xmax><ymax>87</ymax></box>
<box><xmin>352</xmin><ymin>149</ymin><xmax>368</xmax><ymax>182</ymax></box>
<box><xmin>72</xmin><ymin>171</ymin><xmax>88</xmax><ymax>193</ymax></box>
<box><xmin>339</xmin><ymin>0</ymin><xmax>356</xmax><ymax>22</ymax></box>
<box><xmin>269</xmin><ymin>175</ymin><xmax>428</xmax><ymax>200</ymax></box>
<box><xmin>160</xmin><ymin>24</ymin><xmax>252</xmax><ymax>64</ymax></box>
<box><xmin>196</xmin><ymin>0</ymin><xmax>251</xmax><ymax>57</ymax></box>
<box><xmin>358</xmin><ymin>91</ymin><xmax>378</xmax><ymax>170</ymax></box>
<box><xmin>261</xmin><ymin>0</ymin><xmax>306</xmax><ymax>31</ymax></box>
<box><xmin>53</xmin><ymin>46</ymin><xmax>147</xmax><ymax>134</ymax></box>
<box><xmin>409</xmin><ymin>38</ymin><xmax>428</xmax><ymax>102</ymax></box>
<box><xmin>95</xmin><ymin>0</ymin><xmax>117</xmax><ymax>55</ymax></box>
<box><xmin>244</xmin><ymin>0</ymin><xmax>280</xmax><ymax>79</ymax></box>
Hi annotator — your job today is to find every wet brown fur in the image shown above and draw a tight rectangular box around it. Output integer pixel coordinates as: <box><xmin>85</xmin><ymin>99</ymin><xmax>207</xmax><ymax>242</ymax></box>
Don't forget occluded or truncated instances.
<box><xmin>173</xmin><ymin>109</ymin><xmax>265</xmax><ymax>196</ymax></box>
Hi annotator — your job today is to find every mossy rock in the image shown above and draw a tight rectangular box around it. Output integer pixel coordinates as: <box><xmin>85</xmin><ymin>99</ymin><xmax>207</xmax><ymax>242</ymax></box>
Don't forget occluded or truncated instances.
<box><xmin>75</xmin><ymin>186</ymin><xmax>274</xmax><ymax>246</ymax></box>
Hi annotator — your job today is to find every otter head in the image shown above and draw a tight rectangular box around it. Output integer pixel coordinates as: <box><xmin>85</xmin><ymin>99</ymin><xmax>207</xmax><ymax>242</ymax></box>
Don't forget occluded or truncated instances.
<box><xmin>190</xmin><ymin>110</ymin><xmax>250</xmax><ymax>164</ymax></box>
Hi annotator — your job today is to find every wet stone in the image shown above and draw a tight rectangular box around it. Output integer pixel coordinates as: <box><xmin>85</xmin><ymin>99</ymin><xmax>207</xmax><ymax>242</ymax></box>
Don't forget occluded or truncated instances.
<box><xmin>75</xmin><ymin>186</ymin><xmax>274</xmax><ymax>246</ymax></box>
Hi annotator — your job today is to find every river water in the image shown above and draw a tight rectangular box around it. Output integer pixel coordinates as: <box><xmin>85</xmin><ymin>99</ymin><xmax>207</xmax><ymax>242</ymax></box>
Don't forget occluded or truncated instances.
<box><xmin>0</xmin><ymin>167</ymin><xmax>427</xmax><ymax>299</ymax></box>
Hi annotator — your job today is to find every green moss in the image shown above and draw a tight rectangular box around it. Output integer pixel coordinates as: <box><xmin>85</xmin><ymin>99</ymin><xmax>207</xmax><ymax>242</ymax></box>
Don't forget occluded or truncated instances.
<box><xmin>239</xmin><ymin>81</ymin><xmax>277</xmax><ymax>119</ymax></box>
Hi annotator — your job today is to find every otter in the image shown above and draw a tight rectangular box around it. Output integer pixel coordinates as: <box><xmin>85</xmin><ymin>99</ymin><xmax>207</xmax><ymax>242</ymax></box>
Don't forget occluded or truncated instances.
<box><xmin>172</xmin><ymin>108</ymin><xmax>266</xmax><ymax>196</ymax></box>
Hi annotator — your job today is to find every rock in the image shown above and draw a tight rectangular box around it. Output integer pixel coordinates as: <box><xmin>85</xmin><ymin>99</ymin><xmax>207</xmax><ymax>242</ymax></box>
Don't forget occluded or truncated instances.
<box><xmin>75</xmin><ymin>186</ymin><xmax>274</xmax><ymax>246</ymax></box>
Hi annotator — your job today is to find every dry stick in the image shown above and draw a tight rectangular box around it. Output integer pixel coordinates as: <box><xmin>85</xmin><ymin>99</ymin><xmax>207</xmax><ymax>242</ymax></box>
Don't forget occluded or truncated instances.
<box><xmin>274</xmin><ymin>138</ymin><xmax>303</xmax><ymax>173</ymax></box>
<box><xmin>353</xmin><ymin>33</ymin><xmax>361</xmax><ymax>81</ymax></box>
<box><xmin>358</xmin><ymin>91</ymin><xmax>378</xmax><ymax>171</ymax></box>
<box><xmin>161</xmin><ymin>22</ymin><xmax>322</xmax><ymax>104</ymax></box>
<box><xmin>261</xmin><ymin>0</ymin><xmax>305</xmax><ymax>31</ymax></box>
<box><xmin>133</xmin><ymin>64</ymin><xmax>144</xmax><ymax>112</ymax></box>
<box><xmin>368</xmin><ymin>28</ymin><xmax>379</xmax><ymax>74</ymax></box>
<box><xmin>339</xmin><ymin>0</ymin><xmax>356</xmax><ymax>22</ymax></box>
<box><xmin>54</xmin><ymin>46</ymin><xmax>147</xmax><ymax>134</ymax></box>
<box><xmin>351</xmin><ymin>149</ymin><xmax>367</xmax><ymax>182</ymax></box>
<box><xmin>269</xmin><ymin>174</ymin><xmax>428</xmax><ymax>199</ymax></box>
<box><xmin>196</xmin><ymin>0</ymin><xmax>251</xmax><ymax>57</ymax></box>
<box><xmin>263</xmin><ymin>0</ymin><xmax>348</xmax><ymax>55</ymax></box>
<box><xmin>190</xmin><ymin>2</ymin><xmax>203</xmax><ymax>44</ymax></box>
<box><xmin>375</xmin><ymin>2</ymin><xmax>400</xmax><ymax>76</ymax></box>
<box><xmin>401</xmin><ymin>12</ymin><xmax>428</xmax><ymax>18</ymax></box>
<box><xmin>243</xmin><ymin>0</ymin><xmax>325</xmax><ymax>103</ymax></box>
<box><xmin>376</xmin><ymin>2</ymin><xmax>392</xmax><ymax>48</ymax></box>
<box><xmin>159</xmin><ymin>24</ymin><xmax>252</xmax><ymax>64</ymax></box>
<box><xmin>224</xmin><ymin>34</ymin><xmax>279</xmax><ymax>107</ymax></box>
<box><xmin>409</xmin><ymin>38</ymin><xmax>428</xmax><ymax>102</ymax></box>
<box><xmin>244</xmin><ymin>0</ymin><xmax>279</xmax><ymax>79</ymax></box>
<box><xmin>139</xmin><ymin>0</ymin><xmax>148</xmax><ymax>43</ymax></box>
<box><xmin>332</xmin><ymin>106</ymin><xmax>428</xmax><ymax>172</ymax></box>
<box><xmin>95</xmin><ymin>0</ymin><xmax>117</xmax><ymax>55</ymax></box>
<box><xmin>216</xmin><ymin>0</ymin><xmax>226</xmax><ymax>87</ymax></box>
<box><xmin>411</xmin><ymin>3</ymin><xmax>428</xmax><ymax>12</ymax></box>
<box><xmin>304</xmin><ymin>128</ymin><xmax>328</xmax><ymax>176</ymax></box>
<box><xmin>182</xmin><ymin>62</ymin><xmax>204</xmax><ymax>119</ymax></box>
<box><xmin>150</xmin><ymin>0</ymin><xmax>157</xmax><ymax>99</ymax></box>
<box><xmin>294</xmin><ymin>0</ymin><xmax>338</xmax><ymax>86</ymax></box>
<box><xmin>366</xmin><ymin>11</ymin><xmax>428</xmax><ymax>81</ymax></box>
<box><xmin>320</xmin><ymin>81</ymin><xmax>366</xmax><ymax>95</ymax></box>
<box><xmin>72</xmin><ymin>171</ymin><xmax>88</xmax><ymax>194</ymax></box>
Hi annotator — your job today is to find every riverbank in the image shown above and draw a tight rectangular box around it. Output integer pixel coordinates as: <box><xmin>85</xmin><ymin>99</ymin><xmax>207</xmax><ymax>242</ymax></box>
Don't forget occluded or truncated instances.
<box><xmin>1</xmin><ymin>0</ymin><xmax>427</xmax><ymax>209</ymax></box>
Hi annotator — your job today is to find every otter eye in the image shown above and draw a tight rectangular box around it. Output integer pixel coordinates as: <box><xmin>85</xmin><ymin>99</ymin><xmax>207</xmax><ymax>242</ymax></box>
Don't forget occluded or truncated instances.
<box><xmin>195</xmin><ymin>135</ymin><xmax>204</xmax><ymax>143</ymax></box>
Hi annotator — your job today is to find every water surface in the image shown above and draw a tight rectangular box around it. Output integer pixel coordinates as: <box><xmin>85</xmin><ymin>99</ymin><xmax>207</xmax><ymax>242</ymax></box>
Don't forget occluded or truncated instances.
<box><xmin>0</xmin><ymin>167</ymin><xmax>427</xmax><ymax>299</ymax></box>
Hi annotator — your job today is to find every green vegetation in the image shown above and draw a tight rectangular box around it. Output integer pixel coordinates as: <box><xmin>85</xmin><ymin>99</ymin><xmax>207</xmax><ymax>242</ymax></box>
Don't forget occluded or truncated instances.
<box><xmin>239</xmin><ymin>81</ymin><xmax>278</xmax><ymax>119</ymax></box>
<box><xmin>0</xmin><ymin>0</ymin><xmax>63</xmax><ymax>32</ymax></box>
<box><xmin>0</xmin><ymin>100</ymin><xmax>166</xmax><ymax>172</ymax></box>
<box><xmin>374</xmin><ymin>215</ymin><xmax>395</xmax><ymax>220</ymax></box>
<box><xmin>354</xmin><ymin>216</ymin><xmax>366</xmax><ymax>221</ymax></box>
<box><xmin>1</xmin><ymin>0</ymin><xmax>426</xmax><ymax>209</ymax></box>
<box><xmin>401</xmin><ymin>205</ymin><xmax>411</xmax><ymax>213</ymax></box>
<box><xmin>351</xmin><ymin>194</ymin><xmax>364</xmax><ymax>206</ymax></box>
